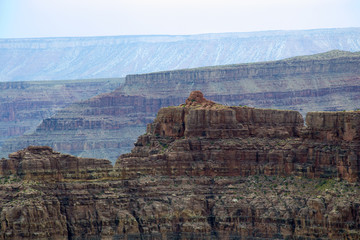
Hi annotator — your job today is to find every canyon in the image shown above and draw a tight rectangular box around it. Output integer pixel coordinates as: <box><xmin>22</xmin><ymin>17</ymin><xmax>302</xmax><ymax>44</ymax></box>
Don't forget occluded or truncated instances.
<box><xmin>0</xmin><ymin>92</ymin><xmax>359</xmax><ymax>239</ymax></box>
<box><xmin>1</xmin><ymin>28</ymin><xmax>360</xmax><ymax>82</ymax></box>
<box><xmin>1</xmin><ymin>27</ymin><xmax>360</xmax><ymax>240</ymax></box>
<box><xmin>3</xmin><ymin>50</ymin><xmax>359</xmax><ymax>162</ymax></box>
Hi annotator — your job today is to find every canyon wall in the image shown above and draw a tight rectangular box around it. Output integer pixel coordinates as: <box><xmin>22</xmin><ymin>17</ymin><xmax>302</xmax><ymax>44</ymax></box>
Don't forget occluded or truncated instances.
<box><xmin>3</xmin><ymin>51</ymin><xmax>359</xmax><ymax>162</ymax></box>
<box><xmin>0</xmin><ymin>95</ymin><xmax>359</xmax><ymax>239</ymax></box>
<box><xmin>122</xmin><ymin>50</ymin><xmax>360</xmax><ymax>97</ymax></box>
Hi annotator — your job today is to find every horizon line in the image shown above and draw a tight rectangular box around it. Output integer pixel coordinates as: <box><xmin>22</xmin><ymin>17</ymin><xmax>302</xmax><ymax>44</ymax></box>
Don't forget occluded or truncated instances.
<box><xmin>1</xmin><ymin>27</ymin><xmax>360</xmax><ymax>40</ymax></box>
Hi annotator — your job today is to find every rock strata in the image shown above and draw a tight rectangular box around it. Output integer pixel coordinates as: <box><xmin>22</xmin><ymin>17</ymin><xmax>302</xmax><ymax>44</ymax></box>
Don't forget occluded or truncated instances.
<box><xmin>305</xmin><ymin>111</ymin><xmax>360</xmax><ymax>141</ymax></box>
<box><xmin>0</xmin><ymin>146</ymin><xmax>112</xmax><ymax>181</ymax></box>
<box><xmin>0</xmin><ymin>92</ymin><xmax>360</xmax><ymax>239</ymax></box>
<box><xmin>117</xmin><ymin>91</ymin><xmax>360</xmax><ymax>182</ymax></box>
<box><xmin>4</xmin><ymin>50</ymin><xmax>359</xmax><ymax>162</ymax></box>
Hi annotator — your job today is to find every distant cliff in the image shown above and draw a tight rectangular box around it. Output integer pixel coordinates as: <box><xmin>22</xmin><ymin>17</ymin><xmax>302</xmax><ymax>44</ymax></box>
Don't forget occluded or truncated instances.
<box><xmin>2</xmin><ymin>50</ymin><xmax>358</xmax><ymax>162</ymax></box>
<box><xmin>123</xmin><ymin>50</ymin><xmax>360</xmax><ymax>98</ymax></box>
<box><xmin>1</xmin><ymin>28</ymin><xmax>360</xmax><ymax>81</ymax></box>
<box><xmin>0</xmin><ymin>78</ymin><xmax>123</xmax><ymax>157</ymax></box>
<box><xmin>0</xmin><ymin>94</ymin><xmax>360</xmax><ymax>239</ymax></box>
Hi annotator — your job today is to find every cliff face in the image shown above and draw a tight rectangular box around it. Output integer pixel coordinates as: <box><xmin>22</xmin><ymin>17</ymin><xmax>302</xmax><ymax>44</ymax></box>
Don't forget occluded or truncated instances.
<box><xmin>1</xmin><ymin>28</ymin><xmax>360</xmax><ymax>82</ymax></box>
<box><xmin>305</xmin><ymin>111</ymin><xmax>360</xmax><ymax>141</ymax></box>
<box><xmin>122</xmin><ymin>51</ymin><xmax>360</xmax><ymax>115</ymax></box>
<box><xmin>122</xmin><ymin>51</ymin><xmax>360</xmax><ymax>97</ymax></box>
<box><xmin>2</xmin><ymin>174</ymin><xmax>360</xmax><ymax>239</ymax></box>
<box><xmin>0</xmin><ymin>94</ymin><xmax>360</xmax><ymax>239</ymax></box>
<box><xmin>4</xmin><ymin>51</ymin><xmax>359</xmax><ymax>162</ymax></box>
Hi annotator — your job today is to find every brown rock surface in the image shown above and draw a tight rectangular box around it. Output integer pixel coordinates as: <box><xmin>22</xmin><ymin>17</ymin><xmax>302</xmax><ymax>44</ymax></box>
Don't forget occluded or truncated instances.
<box><xmin>305</xmin><ymin>111</ymin><xmax>360</xmax><ymax>141</ymax></box>
<box><xmin>0</xmin><ymin>93</ymin><xmax>360</xmax><ymax>239</ymax></box>
<box><xmin>0</xmin><ymin>175</ymin><xmax>360</xmax><ymax>239</ymax></box>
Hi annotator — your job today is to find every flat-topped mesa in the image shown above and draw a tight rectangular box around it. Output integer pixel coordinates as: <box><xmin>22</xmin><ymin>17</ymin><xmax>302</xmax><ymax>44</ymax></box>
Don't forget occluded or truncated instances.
<box><xmin>0</xmin><ymin>146</ymin><xmax>112</xmax><ymax>181</ymax></box>
<box><xmin>147</xmin><ymin>91</ymin><xmax>304</xmax><ymax>139</ymax></box>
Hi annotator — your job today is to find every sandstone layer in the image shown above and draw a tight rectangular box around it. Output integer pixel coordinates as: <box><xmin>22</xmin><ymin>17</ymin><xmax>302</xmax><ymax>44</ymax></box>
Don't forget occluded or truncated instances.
<box><xmin>4</xmin><ymin>51</ymin><xmax>360</xmax><ymax>162</ymax></box>
<box><xmin>0</xmin><ymin>93</ymin><xmax>359</xmax><ymax>239</ymax></box>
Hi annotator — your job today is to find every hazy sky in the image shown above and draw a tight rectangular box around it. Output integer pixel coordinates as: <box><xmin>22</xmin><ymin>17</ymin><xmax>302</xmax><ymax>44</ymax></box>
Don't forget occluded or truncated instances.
<box><xmin>1</xmin><ymin>0</ymin><xmax>360</xmax><ymax>38</ymax></box>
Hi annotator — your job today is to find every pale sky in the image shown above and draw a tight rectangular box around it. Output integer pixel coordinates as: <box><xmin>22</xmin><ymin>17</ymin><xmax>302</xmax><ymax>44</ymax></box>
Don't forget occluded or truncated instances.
<box><xmin>1</xmin><ymin>0</ymin><xmax>360</xmax><ymax>38</ymax></box>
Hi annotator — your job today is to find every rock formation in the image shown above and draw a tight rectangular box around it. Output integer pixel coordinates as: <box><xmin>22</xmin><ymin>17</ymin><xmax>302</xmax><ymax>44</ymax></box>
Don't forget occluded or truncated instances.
<box><xmin>117</xmin><ymin>91</ymin><xmax>360</xmax><ymax>183</ymax></box>
<box><xmin>0</xmin><ymin>92</ymin><xmax>359</xmax><ymax>239</ymax></box>
<box><xmin>4</xmin><ymin>50</ymin><xmax>360</xmax><ymax>162</ymax></box>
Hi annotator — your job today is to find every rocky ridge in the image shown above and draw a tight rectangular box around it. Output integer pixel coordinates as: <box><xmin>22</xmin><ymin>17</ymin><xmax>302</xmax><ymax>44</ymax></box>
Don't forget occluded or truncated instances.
<box><xmin>3</xmin><ymin>50</ymin><xmax>360</xmax><ymax>161</ymax></box>
<box><xmin>0</xmin><ymin>92</ymin><xmax>360</xmax><ymax>239</ymax></box>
